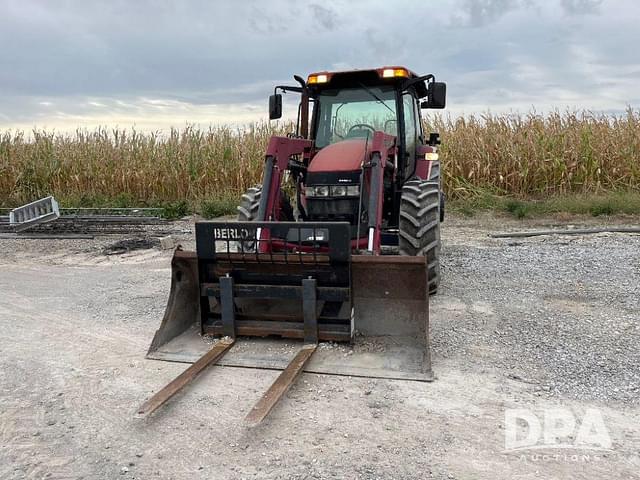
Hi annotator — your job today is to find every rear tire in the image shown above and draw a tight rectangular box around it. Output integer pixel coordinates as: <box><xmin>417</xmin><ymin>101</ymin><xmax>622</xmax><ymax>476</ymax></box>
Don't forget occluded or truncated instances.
<box><xmin>398</xmin><ymin>179</ymin><xmax>441</xmax><ymax>295</ymax></box>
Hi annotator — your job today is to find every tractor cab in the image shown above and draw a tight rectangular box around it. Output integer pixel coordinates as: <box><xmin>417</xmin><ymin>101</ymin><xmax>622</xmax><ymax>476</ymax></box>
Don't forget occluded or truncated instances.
<box><xmin>270</xmin><ymin>67</ymin><xmax>445</xmax><ymax>178</ymax></box>
<box><xmin>269</xmin><ymin>67</ymin><xmax>446</xmax><ymax>242</ymax></box>
<box><xmin>306</xmin><ymin>67</ymin><xmax>443</xmax><ymax>182</ymax></box>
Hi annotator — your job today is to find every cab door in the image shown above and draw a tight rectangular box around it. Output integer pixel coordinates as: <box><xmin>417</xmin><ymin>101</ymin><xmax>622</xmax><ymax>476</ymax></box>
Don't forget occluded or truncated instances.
<box><xmin>401</xmin><ymin>92</ymin><xmax>419</xmax><ymax>180</ymax></box>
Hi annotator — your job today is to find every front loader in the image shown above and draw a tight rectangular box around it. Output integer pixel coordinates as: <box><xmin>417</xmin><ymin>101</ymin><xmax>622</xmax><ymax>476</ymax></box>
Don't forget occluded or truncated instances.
<box><xmin>140</xmin><ymin>67</ymin><xmax>447</xmax><ymax>424</ymax></box>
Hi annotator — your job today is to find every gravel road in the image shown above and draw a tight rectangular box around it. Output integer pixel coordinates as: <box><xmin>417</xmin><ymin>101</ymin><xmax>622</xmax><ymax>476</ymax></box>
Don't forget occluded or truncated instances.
<box><xmin>0</xmin><ymin>213</ymin><xmax>639</xmax><ymax>479</ymax></box>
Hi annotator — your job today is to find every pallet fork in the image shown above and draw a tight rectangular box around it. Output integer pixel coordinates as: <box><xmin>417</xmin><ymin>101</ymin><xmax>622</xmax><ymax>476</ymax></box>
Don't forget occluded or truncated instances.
<box><xmin>139</xmin><ymin>251</ymin><xmax>324</xmax><ymax>424</ymax></box>
<box><xmin>139</xmin><ymin>221</ymin><xmax>430</xmax><ymax>425</ymax></box>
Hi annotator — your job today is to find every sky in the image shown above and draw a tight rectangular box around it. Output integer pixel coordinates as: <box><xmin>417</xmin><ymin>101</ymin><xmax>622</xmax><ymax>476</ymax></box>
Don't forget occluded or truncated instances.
<box><xmin>1</xmin><ymin>0</ymin><xmax>639</xmax><ymax>131</ymax></box>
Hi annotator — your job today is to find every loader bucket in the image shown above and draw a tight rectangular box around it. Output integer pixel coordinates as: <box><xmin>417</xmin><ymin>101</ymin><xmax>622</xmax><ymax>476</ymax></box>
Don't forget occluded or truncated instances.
<box><xmin>147</xmin><ymin>248</ymin><xmax>199</xmax><ymax>357</ymax></box>
<box><xmin>147</xmin><ymin>221</ymin><xmax>432</xmax><ymax>381</ymax></box>
<box><xmin>351</xmin><ymin>255</ymin><xmax>431</xmax><ymax>379</ymax></box>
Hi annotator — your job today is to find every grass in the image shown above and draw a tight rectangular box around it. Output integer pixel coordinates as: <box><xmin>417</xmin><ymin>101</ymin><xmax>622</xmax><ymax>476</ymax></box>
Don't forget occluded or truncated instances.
<box><xmin>450</xmin><ymin>191</ymin><xmax>640</xmax><ymax>219</ymax></box>
<box><xmin>1</xmin><ymin>109</ymin><xmax>639</xmax><ymax>217</ymax></box>
<box><xmin>199</xmin><ymin>196</ymin><xmax>238</xmax><ymax>219</ymax></box>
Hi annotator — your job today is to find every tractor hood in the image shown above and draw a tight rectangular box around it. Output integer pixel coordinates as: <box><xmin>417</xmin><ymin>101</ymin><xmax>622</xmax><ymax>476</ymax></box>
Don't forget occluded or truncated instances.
<box><xmin>309</xmin><ymin>138</ymin><xmax>370</xmax><ymax>173</ymax></box>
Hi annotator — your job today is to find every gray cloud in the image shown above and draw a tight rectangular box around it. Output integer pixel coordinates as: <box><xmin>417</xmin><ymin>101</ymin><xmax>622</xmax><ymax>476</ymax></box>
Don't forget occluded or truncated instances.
<box><xmin>0</xmin><ymin>0</ymin><xmax>638</xmax><ymax>130</ymax></box>
<box><xmin>309</xmin><ymin>4</ymin><xmax>340</xmax><ymax>31</ymax></box>
<box><xmin>560</xmin><ymin>0</ymin><xmax>603</xmax><ymax>14</ymax></box>
<box><xmin>451</xmin><ymin>0</ymin><xmax>526</xmax><ymax>27</ymax></box>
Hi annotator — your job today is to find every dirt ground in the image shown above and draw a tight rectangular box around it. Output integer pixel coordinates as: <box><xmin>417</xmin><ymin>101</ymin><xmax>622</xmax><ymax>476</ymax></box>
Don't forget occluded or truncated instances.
<box><xmin>1</xmin><ymin>213</ymin><xmax>639</xmax><ymax>480</ymax></box>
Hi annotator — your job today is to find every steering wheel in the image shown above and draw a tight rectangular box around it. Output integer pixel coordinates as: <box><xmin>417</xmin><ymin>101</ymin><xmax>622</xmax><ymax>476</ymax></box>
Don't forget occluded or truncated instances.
<box><xmin>347</xmin><ymin>124</ymin><xmax>376</xmax><ymax>137</ymax></box>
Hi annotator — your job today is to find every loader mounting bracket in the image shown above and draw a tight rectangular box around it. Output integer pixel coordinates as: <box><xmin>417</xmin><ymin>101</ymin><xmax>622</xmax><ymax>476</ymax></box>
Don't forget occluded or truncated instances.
<box><xmin>196</xmin><ymin>221</ymin><xmax>353</xmax><ymax>342</ymax></box>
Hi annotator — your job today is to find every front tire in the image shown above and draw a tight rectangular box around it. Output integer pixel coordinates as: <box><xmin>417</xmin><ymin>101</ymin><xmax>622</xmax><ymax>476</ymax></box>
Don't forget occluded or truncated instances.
<box><xmin>398</xmin><ymin>179</ymin><xmax>441</xmax><ymax>295</ymax></box>
<box><xmin>236</xmin><ymin>186</ymin><xmax>294</xmax><ymax>252</ymax></box>
<box><xmin>237</xmin><ymin>186</ymin><xmax>262</xmax><ymax>222</ymax></box>
<box><xmin>236</xmin><ymin>186</ymin><xmax>262</xmax><ymax>252</ymax></box>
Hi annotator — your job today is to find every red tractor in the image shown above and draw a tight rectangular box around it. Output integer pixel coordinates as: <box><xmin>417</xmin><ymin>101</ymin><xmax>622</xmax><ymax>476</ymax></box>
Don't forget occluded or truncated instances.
<box><xmin>240</xmin><ymin>66</ymin><xmax>445</xmax><ymax>294</ymax></box>
<box><xmin>142</xmin><ymin>67</ymin><xmax>447</xmax><ymax>422</ymax></box>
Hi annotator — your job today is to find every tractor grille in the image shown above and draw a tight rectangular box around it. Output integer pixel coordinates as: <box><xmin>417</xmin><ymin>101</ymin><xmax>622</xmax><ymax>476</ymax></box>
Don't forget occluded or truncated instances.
<box><xmin>306</xmin><ymin>197</ymin><xmax>359</xmax><ymax>222</ymax></box>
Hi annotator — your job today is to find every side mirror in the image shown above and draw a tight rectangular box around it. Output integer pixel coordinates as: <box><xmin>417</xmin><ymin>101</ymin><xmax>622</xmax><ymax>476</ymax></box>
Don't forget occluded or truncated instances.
<box><xmin>269</xmin><ymin>93</ymin><xmax>282</xmax><ymax>120</ymax></box>
<box><xmin>421</xmin><ymin>82</ymin><xmax>446</xmax><ymax>109</ymax></box>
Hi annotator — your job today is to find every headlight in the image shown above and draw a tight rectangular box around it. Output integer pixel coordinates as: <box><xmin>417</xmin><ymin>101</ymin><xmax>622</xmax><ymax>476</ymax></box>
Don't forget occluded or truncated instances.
<box><xmin>314</xmin><ymin>185</ymin><xmax>329</xmax><ymax>197</ymax></box>
<box><xmin>306</xmin><ymin>186</ymin><xmax>328</xmax><ymax>197</ymax></box>
<box><xmin>330</xmin><ymin>185</ymin><xmax>347</xmax><ymax>196</ymax></box>
<box><xmin>305</xmin><ymin>186</ymin><xmax>329</xmax><ymax>197</ymax></box>
<box><xmin>306</xmin><ymin>185</ymin><xmax>359</xmax><ymax>197</ymax></box>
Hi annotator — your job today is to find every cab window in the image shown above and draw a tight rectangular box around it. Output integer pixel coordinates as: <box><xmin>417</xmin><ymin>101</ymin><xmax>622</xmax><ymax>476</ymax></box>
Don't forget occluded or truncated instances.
<box><xmin>313</xmin><ymin>86</ymin><xmax>397</xmax><ymax>147</ymax></box>
<box><xmin>402</xmin><ymin>93</ymin><xmax>418</xmax><ymax>176</ymax></box>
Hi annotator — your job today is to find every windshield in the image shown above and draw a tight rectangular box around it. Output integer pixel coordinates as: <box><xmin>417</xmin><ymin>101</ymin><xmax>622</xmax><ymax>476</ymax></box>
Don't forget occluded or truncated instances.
<box><xmin>313</xmin><ymin>86</ymin><xmax>397</xmax><ymax>148</ymax></box>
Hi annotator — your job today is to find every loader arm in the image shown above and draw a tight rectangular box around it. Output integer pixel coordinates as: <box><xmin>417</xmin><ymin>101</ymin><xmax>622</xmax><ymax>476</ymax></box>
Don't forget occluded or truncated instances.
<box><xmin>258</xmin><ymin>136</ymin><xmax>313</xmax><ymax>222</ymax></box>
<box><xmin>363</xmin><ymin>131</ymin><xmax>397</xmax><ymax>253</ymax></box>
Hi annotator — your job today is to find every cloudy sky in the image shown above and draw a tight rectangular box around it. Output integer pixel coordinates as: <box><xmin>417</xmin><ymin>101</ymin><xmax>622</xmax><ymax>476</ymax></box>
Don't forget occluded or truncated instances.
<box><xmin>1</xmin><ymin>0</ymin><xmax>638</xmax><ymax>131</ymax></box>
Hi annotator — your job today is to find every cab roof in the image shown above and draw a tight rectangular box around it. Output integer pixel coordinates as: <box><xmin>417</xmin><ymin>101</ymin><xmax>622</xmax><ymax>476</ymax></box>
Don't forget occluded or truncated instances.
<box><xmin>306</xmin><ymin>66</ymin><xmax>428</xmax><ymax>98</ymax></box>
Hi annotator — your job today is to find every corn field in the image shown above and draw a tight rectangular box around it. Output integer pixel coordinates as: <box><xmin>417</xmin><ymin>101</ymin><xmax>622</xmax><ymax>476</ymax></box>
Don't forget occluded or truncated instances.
<box><xmin>1</xmin><ymin>110</ymin><xmax>639</xmax><ymax>209</ymax></box>
<box><xmin>429</xmin><ymin>109</ymin><xmax>640</xmax><ymax>198</ymax></box>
